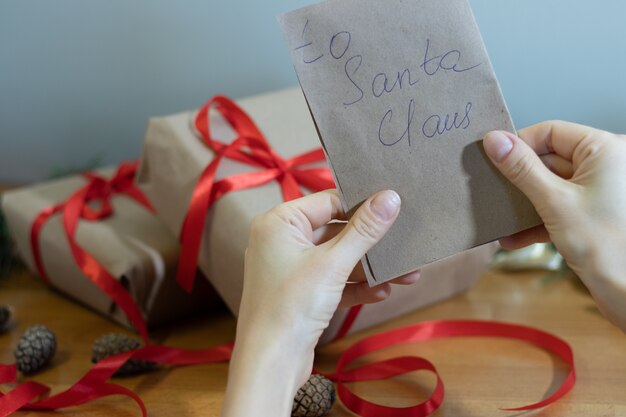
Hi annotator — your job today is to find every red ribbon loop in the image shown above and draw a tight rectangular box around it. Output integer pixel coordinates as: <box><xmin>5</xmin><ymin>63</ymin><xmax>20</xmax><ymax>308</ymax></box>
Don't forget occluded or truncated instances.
<box><xmin>176</xmin><ymin>95</ymin><xmax>335</xmax><ymax>292</ymax></box>
<box><xmin>326</xmin><ymin>319</ymin><xmax>576</xmax><ymax>417</ymax></box>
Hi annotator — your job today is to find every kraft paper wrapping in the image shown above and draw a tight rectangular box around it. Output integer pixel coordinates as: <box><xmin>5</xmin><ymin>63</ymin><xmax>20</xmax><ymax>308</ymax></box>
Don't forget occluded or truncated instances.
<box><xmin>1</xmin><ymin>169</ymin><xmax>213</xmax><ymax>329</ymax></box>
<box><xmin>137</xmin><ymin>87</ymin><xmax>497</xmax><ymax>342</ymax></box>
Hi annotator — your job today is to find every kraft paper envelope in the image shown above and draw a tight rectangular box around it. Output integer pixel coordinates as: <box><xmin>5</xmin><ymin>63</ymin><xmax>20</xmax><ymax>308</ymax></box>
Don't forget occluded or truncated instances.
<box><xmin>279</xmin><ymin>0</ymin><xmax>540</xmax><ymax>285</ymax></box>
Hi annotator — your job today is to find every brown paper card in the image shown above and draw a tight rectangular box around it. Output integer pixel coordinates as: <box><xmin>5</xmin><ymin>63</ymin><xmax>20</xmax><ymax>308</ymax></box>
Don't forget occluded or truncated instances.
<box><xmin>279</xmin><ymin>0</ymin><xmax>540</xmax><ymax>285</ymax></box>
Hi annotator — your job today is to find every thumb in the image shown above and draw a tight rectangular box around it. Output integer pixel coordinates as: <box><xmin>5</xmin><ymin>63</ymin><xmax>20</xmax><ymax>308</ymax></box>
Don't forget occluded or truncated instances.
<box><xmin>483</xmin><ymin>130</ymin><xmax>558</xmax><ymax>204</ymax></box>
<box><xmin>331</xmin><ymin>190</ymin><xmax>401</xmax><ymax>267</ymax></box>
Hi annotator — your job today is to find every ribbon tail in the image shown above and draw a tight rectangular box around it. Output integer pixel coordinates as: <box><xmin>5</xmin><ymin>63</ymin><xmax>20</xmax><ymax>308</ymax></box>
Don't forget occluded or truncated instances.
<box><xmin>17</xmin><ymin>343</ymin><xmax>233</xmax><ymax>414</ymax></box>
<box><xmin>500</xmin><ymin>371</ymin><xmax>576</xmax><ymax>411</ymax></box>
<box><xmin>177</xmin><ymin>155</ymin><xmax>223</xmax><ymax>292</ymax></box>
<box><xmin>0</xmin><ymin>382</ymin><xmax>49</xmax><ymax>417</ymax></box>
<box><xmin>62</xmin><ymin>187</ymin><xmax>150</xmax><ymax>342</ymax></box>
<box><xmin>30</xmin><ymin>204</ymin><xmax>64</xmax><ymax>285</ymax></box>
<box><xmin>331</xmin><ymin>320</ymin><xmax>575</xmax><ymax>417</ymax></box>
<box><xmin>279</xmin><ymin>173</ymin><xmax>304</xmax><ymax>202</ymax></box>
<box><xmin>332</xmin><ymin>304</ymin><xmax>363</xmax><ymax>341</ymax></box>
<box><xmin>29</xmin><ymin>382</ymin><xmax>147</xmax><ymax>417</ymax></box>
<box><xmin>130</xmin><ymin>342</ymin><xmax>234</xmax><ymax>365</ymax></box>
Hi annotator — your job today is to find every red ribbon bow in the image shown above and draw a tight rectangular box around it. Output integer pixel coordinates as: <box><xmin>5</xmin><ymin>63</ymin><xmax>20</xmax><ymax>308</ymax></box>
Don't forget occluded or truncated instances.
<box><xmin>30</xmin><ymin>162</ymin><xmax>155</xmax><ymax>342</ymax></box>
<box><xmin>175</xmin><ymin>95</ymin><xmax>336</xmax><ymax>292</ymax></box>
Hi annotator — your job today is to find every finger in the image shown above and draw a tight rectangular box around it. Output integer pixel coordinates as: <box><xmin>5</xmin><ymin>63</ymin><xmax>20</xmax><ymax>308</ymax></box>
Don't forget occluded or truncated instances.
<box><xmin>329</xmin><ymin>190</ymin><xmax>401</xmax><ymax>267</ymax></box>
<box><xmin>539</xmin><ymin>153</ymin><xmax>574</xmax><ymax>179</ymax></box>
<box><xmin>482</xmin><ymin>130</ymin><xmax>566</xmax><ymax>205</ymax></box>
<box><xmin>346</xmin><ymin>263</ymin><xmax>421</xmax><ymax>284</ymax></box>
<box><xmin>273</xmin><ymin>189</ymin><xmax>346</xmax><ymax>231</ymax></box>
<box><xmin>518</xmin><ymin>120</ymin><xmax>603</xmax><ymax>161</ymax></box>
<box><xmin>389</xmin><ymin>270</ymin><xmax>421</xmax><ymax>285</ymax></box>
<box><xmin>499</xmin><ymin>224</ymin><xmax>551</xmax><ymax>250</ymax></box>
<box><xmin>338</xmin><ymin>282</ymin><xmax>391</xmax><ymax>308</ymax></box>
<box><xmin>315</xmin><ymin>225</ymin><xmax>423</xmax><ymax>288</ymax></box>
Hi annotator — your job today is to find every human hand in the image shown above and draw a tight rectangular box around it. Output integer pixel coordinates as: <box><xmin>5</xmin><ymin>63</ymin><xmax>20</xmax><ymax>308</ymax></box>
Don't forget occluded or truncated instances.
<box><xmin>221</xmin><ymin>189</ymin><xmax>419</xmax><ymax>417</ymax></box>
<box><xmin>482</xmin><ymin>121</ymin><xmax>626</xmax><ymax>331</ymax></box>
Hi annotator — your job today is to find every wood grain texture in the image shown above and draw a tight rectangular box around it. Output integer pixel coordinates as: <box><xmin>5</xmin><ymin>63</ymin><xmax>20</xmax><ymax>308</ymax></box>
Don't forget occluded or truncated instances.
<box><xmin>1</xmin><ymin>265</ymin><xmax>625</xmax><ymax>417</ymax></box>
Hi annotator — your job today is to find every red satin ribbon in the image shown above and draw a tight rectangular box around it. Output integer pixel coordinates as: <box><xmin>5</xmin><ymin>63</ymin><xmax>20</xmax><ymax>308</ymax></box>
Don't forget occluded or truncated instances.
<box><xmin>333</xmin><ymin>304</ymin><xmax>364</xmax><ymax>341</ymax></box>
<box><xmin>0</xmin><ymin>319</ymin><xmax>574</xmax><ymax>417</ymax></box>
<box><xmin>324</xmin><ymin>319</ymin><xmax>576</xmax><ymax>417</ymax></box>
<box><xmin>0</xmin><ymin>343</ymin><xmax>233</xmax><ymax>416</ymax></box>
<box><xmin>9</xmin><ymin>162</ymin><xmax>234</xmax><ymax>416</ymax></box>
<box><xmin>176</xmin><ymin>95</ymin><xmax>335</xmax><ymax>292</ymax></box>
<box><xmin>30</xmin><ymin>162</ymin><xmax>155</xmax><ymax>342</ymax></box>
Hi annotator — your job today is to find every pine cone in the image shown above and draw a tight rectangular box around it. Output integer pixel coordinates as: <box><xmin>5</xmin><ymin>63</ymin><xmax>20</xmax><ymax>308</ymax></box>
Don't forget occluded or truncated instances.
<box><xmin>92</xmin><ymin>333</ymin><xmax>156</xmax><ymax>376</ymax></box>
<box><xmin>14</xmin><ymin>325</ymin><xmax>56</xmax><ymax>374</ymax></box>
<box><xmin>292</xmin><ymin>374</ymin><xmax>336</xmax><ymax>417</ymax></box>
<box><xmin>0</xmin><ymin>305</ymin><xmax>10</xmax><ymax>330</ymax></box>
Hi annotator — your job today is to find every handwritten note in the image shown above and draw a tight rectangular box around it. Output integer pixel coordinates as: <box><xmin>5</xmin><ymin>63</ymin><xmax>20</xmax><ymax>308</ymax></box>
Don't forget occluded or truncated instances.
<box><xmin>279</xmin><ymin>0</ymin><xmax>540</xmax><ymax>285</ymax></box>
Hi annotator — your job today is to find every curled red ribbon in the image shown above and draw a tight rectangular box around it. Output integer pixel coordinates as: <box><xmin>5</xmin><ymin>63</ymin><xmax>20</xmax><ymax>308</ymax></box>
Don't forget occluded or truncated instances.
<box><xmin>176</xmin><ymin>95</ymin><xmax>336</xmax><ymax>292</ymax></box>
<box><xmin>0</xmin><ymin>319</ymin><xmax>574</xmax><ymax>417</ymax></box>
<box><xmin>0</xmin><ymin>343</ymin><xmax>233</xmax><ymax>416</ymax></box>
<box><xmin>324</xmin><ymin>319</ymin><xmax>576</xmax><ymax>416</ymax></box>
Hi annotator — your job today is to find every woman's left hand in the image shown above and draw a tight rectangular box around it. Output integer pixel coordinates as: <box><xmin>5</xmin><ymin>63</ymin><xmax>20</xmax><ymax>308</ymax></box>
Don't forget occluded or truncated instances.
<box><xmin>221</xmin><ymin>189</ymin><xmax>419</xmax><ymax>417</ymax></box>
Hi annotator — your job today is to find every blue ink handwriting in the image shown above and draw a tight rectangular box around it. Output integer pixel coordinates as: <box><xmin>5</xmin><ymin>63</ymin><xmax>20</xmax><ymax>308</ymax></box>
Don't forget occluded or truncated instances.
<box><xmin>379</xmin><ymin>100</ymin><xmax>473</xmax><ymax>146</ymax></box>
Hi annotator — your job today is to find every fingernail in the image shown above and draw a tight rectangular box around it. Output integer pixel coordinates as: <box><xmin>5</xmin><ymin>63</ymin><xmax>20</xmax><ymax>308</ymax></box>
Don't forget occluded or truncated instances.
<box><xmin>370</xmin><ymin>190</ymin><xmax>401</xmax><ymax>221</ymax></box>
<box><xmin>404</xmin><ymin>271</ymin><xmax>421</xmax><ymax>283</ymax></box>
<box><xmin>374</xmin><ymin>284</ymin><xmax>391</xmax><ymax>299</ymax></box>
<box><xmin>483</xmin><ymin>131</ymin><xmax>513</xmax><ymax>163</ymax></box>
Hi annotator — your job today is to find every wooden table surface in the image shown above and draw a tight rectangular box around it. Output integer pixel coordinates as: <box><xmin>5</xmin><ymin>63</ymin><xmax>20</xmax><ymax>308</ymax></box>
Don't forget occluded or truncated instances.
<box><xmin>1</xmin><ymin>265</ymin><xmax>625</xmax><ymax>417</ymax></box>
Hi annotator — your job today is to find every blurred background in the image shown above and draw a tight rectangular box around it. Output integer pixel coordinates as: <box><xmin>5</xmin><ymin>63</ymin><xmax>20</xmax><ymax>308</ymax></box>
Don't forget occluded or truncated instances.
<box><xmin>1</xmin><ymin>0</ymin><xmax>625</xmax><ymax>184</ymax></box>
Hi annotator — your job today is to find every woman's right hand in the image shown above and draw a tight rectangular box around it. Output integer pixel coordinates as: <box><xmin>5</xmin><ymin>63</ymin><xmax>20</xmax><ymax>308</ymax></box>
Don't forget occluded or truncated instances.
<box><xmin>482</xmin><ymin>121</ymin><xmax>626</xmax><ymax>331</ymax></box>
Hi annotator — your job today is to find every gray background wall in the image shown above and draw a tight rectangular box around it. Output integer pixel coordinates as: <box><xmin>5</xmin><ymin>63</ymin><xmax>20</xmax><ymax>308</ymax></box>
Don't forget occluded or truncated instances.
<box><xmin>1</xmin><ymin>0</ymin><xmax>625</xmax><ymax>183</ymax></box>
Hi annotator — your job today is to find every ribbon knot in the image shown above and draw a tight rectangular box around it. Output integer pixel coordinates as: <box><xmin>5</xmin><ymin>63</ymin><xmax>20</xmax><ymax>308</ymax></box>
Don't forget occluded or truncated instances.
<box><xmin>175</xmin><ymin>95</ymin><xmax>335</xmax><ymax>292</ymax></box>
<box><xmin>79</xmin><ymin>178</ymin><xmax>114</xmax><ymax>220</ymax></box>
<box><xmin>79</xmin><ymin>163</ymin><xmax>153</xmax><ymax>221</ymax></box>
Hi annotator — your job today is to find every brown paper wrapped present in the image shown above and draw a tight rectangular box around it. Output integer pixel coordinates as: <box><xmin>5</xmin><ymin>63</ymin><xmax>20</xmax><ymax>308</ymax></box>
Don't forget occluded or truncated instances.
<box><xmin>1</xmin><ymin>165</ymin><xmax>213</xmax><ymax>329</ymax></box>
<box><xmin>137</xmin><ymin>87</ymin><xmax>497</xmax><ymax>342</ymax></box>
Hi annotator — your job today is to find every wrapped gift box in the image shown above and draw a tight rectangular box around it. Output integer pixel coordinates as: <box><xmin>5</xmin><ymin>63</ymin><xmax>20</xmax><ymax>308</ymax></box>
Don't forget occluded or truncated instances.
<box><xmin>1</xmin><ymin>168</ymin><xmax>214</xmax><ymax>329</ymax></box>
<box><xmin>137</xmin><ymin>87</ymin><xmax>497</xmax><ymax>342</ymax></box>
